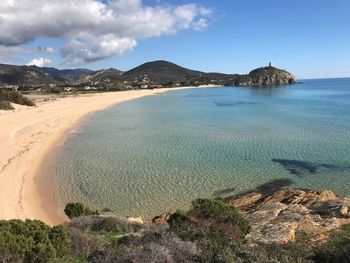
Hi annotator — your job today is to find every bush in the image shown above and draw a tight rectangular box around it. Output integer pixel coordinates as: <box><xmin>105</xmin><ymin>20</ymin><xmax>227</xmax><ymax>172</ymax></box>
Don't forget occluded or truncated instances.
<box><xmin>67</xmin><ymin>226</ymin><xmax>102</xmax><ymax>258</ymax></box>
<box><xmin>90</xmin><ymin>217</ymin><xmax>141</xmax><ymax>234</ymax></box>
<box><xmin>50</xmin><ymin>87</ymin><xmax>62</xmax><ymax>94</ymax></box>
<box><xmin>0</xmin><ymin>100</ymin><xmax>14</xmax><ymax>110</ymax></box>
<box><xmin>64</xmin><ymin>202</ymin><xmax>99</xmax><ymax>219</ymax></box>
<box><xmin>0</xmin><ymin>91</ymin><xmax>35</xmax><ymax>107</ymax></box>
<box><xmin>0</xmin><ymin>219</ymin><xmax>70</xmax><ymax>263</ymax></box>
<box><xmin>167</xmin><ymin>210</ymin><xmax>204</xmax><ymax>242</ymax></box>
<box><xmin>112</xmin><ymin>231</ymin><xmax>200</xmax><ymax>263</ymax></box>
<box><xmin>314</xmin><ymin>224</ymin><xmax>350</xmax><ymax>263</ymax></box>
<box><xmin>167</xmin><ymin>210</ymin><xmax>192</xmax><ymax>229</ymax></box>
<box><xmin>191</xmin><ymin>198</ymin><xmax>251</xmax><ymax>236</ymax></box>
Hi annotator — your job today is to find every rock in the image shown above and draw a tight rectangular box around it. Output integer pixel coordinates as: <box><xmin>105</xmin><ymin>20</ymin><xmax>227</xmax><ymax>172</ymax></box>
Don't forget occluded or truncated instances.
<box><xmin>235</xmin><ymin>66</ymin><xmax>296</xmax><ymax>87</ymax></box>
<box><xmin>227</xmin><ymin>188</ymin><xmax>350</xmax><ymax>244</ymax></box>
<box><xmin>152</xmin><ymin>210</ymin><xmax>177</xmax><ymax>225</ymax></box>
<box><xmin>249</xmin><ymin>222</ymin><xmax>298</xmax><ymax>244</ymax></box>
<box><xmin>126</xmin><ymin>216</ymin><xmax>145</xmax><ymax>224</ymax></box>
<box><xmin>339</xmin><ymin>205</ymin><xmax>349</xmax><ymax>217</ymax></box>
<box><xmin>287</xmin><ymin>189</ymin><xmax>337</xmax><ymax>207</ymax></box>
<box><xmin>228</xmin><ymin>192</ymin><xmax>263</xmax><ymax>209</ymax></box>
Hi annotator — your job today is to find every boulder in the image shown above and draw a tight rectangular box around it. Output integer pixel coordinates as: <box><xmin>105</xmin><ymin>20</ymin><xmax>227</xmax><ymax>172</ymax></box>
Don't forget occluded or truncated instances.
<box><xmin>227</xmin><ymin>188</ymin><xmax>350</xmax><ymax>244</ymax></box>
<box><xmin>152</xmin><ymin>210</ymin><xmax>177</xmax><ymax>225</ymax></box>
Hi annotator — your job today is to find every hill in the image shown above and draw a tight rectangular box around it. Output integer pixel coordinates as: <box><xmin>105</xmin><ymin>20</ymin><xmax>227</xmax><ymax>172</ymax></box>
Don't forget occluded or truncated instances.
<box><xmin>247</xmin><ymin>65</ymin><xmax>296</xmax><ymax>86</ymax></box>
<box><xmin>123</xmin><ymin>60</ymin><xmax>204</xmax><ymax>83</ymax></box>
<box><xmin>30</xmin><ymin>66</ymin><xmax>93</xmax><ymax>82</ymax></box>
<box><xmin>0</xmin><ymin>64</ymin><xmax>61</xmax><ymax>86</ymax></box>
<box><xmin>0</xmin><ymin>61</ymin><xmax>296</xmax><ymax>89</ymax></box>
<box><xmin>83</xmin><ymin>68</ymin><xmax>123</xmax><ymax>84</ymax></box>
<box><xmin>0</xmin><ymin>64</ymin><xmax>94</xmax><ymax>86</ymax></box>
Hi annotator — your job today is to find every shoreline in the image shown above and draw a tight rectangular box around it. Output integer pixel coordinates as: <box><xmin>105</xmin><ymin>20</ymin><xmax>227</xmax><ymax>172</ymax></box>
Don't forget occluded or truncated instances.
<box><xmin>0</xmin><ymin>86</ymin><xmax>214</xmax><ymax>225</ymax></box>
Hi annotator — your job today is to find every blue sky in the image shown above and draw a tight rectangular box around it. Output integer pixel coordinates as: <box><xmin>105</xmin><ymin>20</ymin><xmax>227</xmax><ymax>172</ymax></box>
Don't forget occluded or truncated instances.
<box><xmin>1</xmin><ymin>0</ymin><xmax>350</xmax><ymax>79</ymax></box>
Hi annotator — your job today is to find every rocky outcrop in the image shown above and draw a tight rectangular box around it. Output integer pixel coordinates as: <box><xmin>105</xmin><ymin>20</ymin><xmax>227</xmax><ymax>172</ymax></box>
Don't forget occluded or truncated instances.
<box><xmin>152</xmin><ymin>210</ymin><xmax>176</xmax><ymax>225</ymax></box>
<box><xmin>227</xmin><ymin>188</ymin><xmax>350</xmax><ymax>244</ymax></box>
<box><xmin>234</xmin><ymin>66</ymin><xmax>296</xmax><ymax>87</ymax></box>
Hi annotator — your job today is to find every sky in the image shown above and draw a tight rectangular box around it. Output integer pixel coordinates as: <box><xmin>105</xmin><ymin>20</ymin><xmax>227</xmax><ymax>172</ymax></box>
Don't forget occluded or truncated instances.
<box><xmin>0</xmin><ymin>0</ymin><xmax>349</xmax><ymax>79</ymax></box>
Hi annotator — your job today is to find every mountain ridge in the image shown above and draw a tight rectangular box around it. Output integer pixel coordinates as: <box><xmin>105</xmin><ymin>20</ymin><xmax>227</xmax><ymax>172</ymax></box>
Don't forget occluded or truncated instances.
<box><xmin>0</xmin><ymin>60</ymin><xmax>296</xmax><ymax>89</ymax></box>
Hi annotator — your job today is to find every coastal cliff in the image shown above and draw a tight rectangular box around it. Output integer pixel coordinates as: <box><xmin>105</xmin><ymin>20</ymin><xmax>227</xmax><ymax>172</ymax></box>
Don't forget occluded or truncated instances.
<box><xmin>231</xmin><ymin>65</ymin><xmax>296</xmax><ymax>87</ymax></box>
<box><xmin>228</xmin><ymin>188</ymin><xmax>350</xmax><ymax>244</ymax></box>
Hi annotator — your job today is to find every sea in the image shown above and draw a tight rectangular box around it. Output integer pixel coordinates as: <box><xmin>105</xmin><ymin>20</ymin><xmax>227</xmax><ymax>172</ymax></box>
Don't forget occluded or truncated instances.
<box><xmin>54</xmin><ymin>78</ymin><xmax>350</xmax><ymax>217</ymax></box>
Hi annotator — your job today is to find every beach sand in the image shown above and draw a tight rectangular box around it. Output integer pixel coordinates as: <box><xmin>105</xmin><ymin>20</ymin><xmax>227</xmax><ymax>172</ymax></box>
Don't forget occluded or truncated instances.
<box><xmin>0</xmin><ymin>87</ymin><xmax>206</xmax><ymax>225</ymax></box>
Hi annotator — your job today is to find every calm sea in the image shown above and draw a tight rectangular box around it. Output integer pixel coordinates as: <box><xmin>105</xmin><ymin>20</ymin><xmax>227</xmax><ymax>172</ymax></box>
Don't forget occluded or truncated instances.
<box><xmin>55</xmin><ymin>79</ymin><xmax>350</xmax><ymax>217</ymax></box>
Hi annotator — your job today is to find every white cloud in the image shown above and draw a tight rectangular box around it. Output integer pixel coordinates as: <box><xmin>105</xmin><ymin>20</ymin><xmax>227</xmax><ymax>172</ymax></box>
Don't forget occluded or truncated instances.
<box><xmin>62</xmin><ymin>35</ymin><xmax>137</xmax><ymax>65</ymax></box>
<box><xmin>26</xmin><ymin>57</ymin><xmax>52</xmax><ymax>67</ymax></box>
<box><xmin>0</xmin><ymin>0</ymin><xmax>211</xmax><ymax>65</ymax></box>
<box><xmin>192</xmin><ymin>18</ymin><xmax>210</xmax><ymax>31</ymax></box>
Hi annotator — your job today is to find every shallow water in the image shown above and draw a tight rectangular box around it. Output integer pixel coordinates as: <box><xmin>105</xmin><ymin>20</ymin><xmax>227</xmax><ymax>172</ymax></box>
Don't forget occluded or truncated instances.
<box><xmin>55</xmin><ymin>79</ymin><xmax>350</xmax><ymax>217</ymax></box>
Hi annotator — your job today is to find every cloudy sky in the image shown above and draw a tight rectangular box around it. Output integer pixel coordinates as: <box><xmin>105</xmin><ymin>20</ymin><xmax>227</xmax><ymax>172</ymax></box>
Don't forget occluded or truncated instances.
<box><xmin>0</xmin><ymin>0</ymin><xmax>350</xmax><ymax>79</ymax></box>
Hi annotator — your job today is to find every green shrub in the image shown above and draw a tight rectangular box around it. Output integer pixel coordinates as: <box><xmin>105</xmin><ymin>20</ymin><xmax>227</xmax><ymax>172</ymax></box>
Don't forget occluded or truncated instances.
<box><xmin>314</xmin><ymin>224</ymin><xmax>350</xmax><ymax>263</ymax></box>
<box><xmin>90</xmin><ymin>217</ymin><xmax>141</xmax><ymax>234</ymax></box>
<box><xmin>167</xmin><ymin>210</ymin><xmax>205</xmax><ymax>241</ymax></box>
<box><xmin>64</xmin><ymin>203</ymin><xmax>99</xmax><ymax>219</ymax></box>
<box><xmin>50</xmin><ymin>87</ymin><xmax>62</xmax><ymax>94</ymax></box>
<box><xmin>192</xmin><ymin>198</ymin><xmax>251</xmax><ymax>236</ymax></box>
<box><xmin>0</xmin><ymin>91</ymin><xmax>35</xmax><ymax>106</ymax></box>
<box><xmin>167</xmin><ymin>210</ymin><xmax>192</xmax><ymax>229</ymax></box>
<box><xmin>49</xmin><ymin>225</ymin><xmax>70</xmax><ymax>257</ymax></box>
<box><xmin>0</xmin><ymin>220</ymin><xmax>70</xmax><ymax>263</ymax></box>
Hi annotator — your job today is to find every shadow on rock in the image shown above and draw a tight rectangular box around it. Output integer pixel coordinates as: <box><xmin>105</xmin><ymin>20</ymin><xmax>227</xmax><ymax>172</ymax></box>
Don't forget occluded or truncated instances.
<box><xmin>222</xmin><ymin>178</ymin><xmax>294</xmax><ymax>202</ymax></box>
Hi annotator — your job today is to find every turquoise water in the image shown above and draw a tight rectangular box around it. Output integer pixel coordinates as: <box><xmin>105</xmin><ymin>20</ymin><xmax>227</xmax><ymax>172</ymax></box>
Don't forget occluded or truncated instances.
<box><xmin>55</xmin><ymin>79</ymin><xmax>350</xmax><ymax>217</ymax></box>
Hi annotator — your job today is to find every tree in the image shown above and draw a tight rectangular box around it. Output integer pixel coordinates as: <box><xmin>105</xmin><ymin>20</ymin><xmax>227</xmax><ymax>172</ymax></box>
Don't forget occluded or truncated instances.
<box><xmin>64</xmin><ymin>203</ymin><xmax>99</xmax><ymax>219</ymax></box>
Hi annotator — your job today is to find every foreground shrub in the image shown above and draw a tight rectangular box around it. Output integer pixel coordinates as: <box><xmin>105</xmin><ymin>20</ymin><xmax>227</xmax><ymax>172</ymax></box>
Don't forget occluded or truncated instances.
<box><xmin>167</xmin><ymin>210</ymin><xmax>192</xmax><ymax>229</ymax></box>
<box><xmin>0</xmin><ymin>100</ymin><xmax>14</xmax><ymax>110</ymax></box>
<box><xmin>89</xmin><ymin>216</ymin><xmax>141</xmax><ymax>234</ymax></box>
<box><xmin>192</xmin><ymin>198</ymin><xmax>251</xmax><ymax>236</ymax></box>
<box><xmin>0</xmin><ymin>91</ymin><xmax>35</xmax><ymax>107</ymax></box>
<box><xmin>0</xmin><ymin>220</ymin><xmax>69</xmax><ymax>263</ymax></box>
<box><xmin>111</xmin><ymin>231</ymin><xmax>200</xmax><ymax>263</ymax></box>
<box><xmin>67</xmin><ymin>226</ymin><xmax>102</xmax><ymax>258</ymax></box>
<box><xmin>167</xmin><ymin>210</ymin><xmax>205</xmax><ymax>242</ymax></box>
<box><xmin>314</xmin><ymin>224</ymin><xmax>350</xmax><ymax>263</ymax></box>
<box><xmin>64</xmin><ymin>202</ymin><xmax>99</xmax><ymax>219</ymax></box>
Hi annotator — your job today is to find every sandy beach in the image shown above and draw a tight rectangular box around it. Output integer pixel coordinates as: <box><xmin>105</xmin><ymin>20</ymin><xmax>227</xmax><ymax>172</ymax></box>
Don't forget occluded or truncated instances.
<box><xmin>0</xmin><ymin>87</ymin><xmax>204</xmax><ymax>225</ymax></box>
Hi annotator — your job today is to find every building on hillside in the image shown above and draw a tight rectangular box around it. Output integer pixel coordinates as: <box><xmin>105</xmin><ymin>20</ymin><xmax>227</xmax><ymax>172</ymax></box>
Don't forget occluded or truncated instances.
<box><xmin>64</xmin><ymin>87</ymin><xmax>73</xmax><ymax>92</ymax></box>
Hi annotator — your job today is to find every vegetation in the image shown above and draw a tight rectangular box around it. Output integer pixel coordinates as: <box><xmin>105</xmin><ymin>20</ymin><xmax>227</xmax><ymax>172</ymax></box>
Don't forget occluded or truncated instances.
<box><xmin>0</xmin><ymin>220</ymin><xmax>69</xmax><ymax>263</ymax></box>
<box><xmin>0</xmin><ymin>99</ymin><xmax>14</xmax><ymax>110</ymax></box>
<box><xmin>191</xmin><ymin>198</ymin><xmax>251</xmax><ymax>235</ymax></box>
<box><xmin>64</xmin><ymin>203</ymin><xmax>99</xmax><ymax>219</ymax></box>
<box><xmin>1</xmin><ymin>200</ymin><xmax>349</xmax><ymax>262</ymax></box>
<box><xmin>313</xmin><ymin>224</ymin><xmax>350</xmax><ymax>263</ymax></box>
<box><xmin>0</xmin><ymin>91</ymin><xmax>35</xmax><ymax>107</ymax></box>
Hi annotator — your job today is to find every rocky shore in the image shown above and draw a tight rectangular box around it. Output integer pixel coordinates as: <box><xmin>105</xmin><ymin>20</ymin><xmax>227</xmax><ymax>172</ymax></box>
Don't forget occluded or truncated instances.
<box><xmin>151</xmin><ymin>183</ymin><xmax>350</xmax><ymax>246</ymax></box>
<box><xmin>227</xmin><ymin>188</ymin><xmax>350</xmax><ymax>244</ymax></box>
<box><xmin>234</xmin><ymin>65</ymin><xmax>296</xmax><ymax>87</ymax></box>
